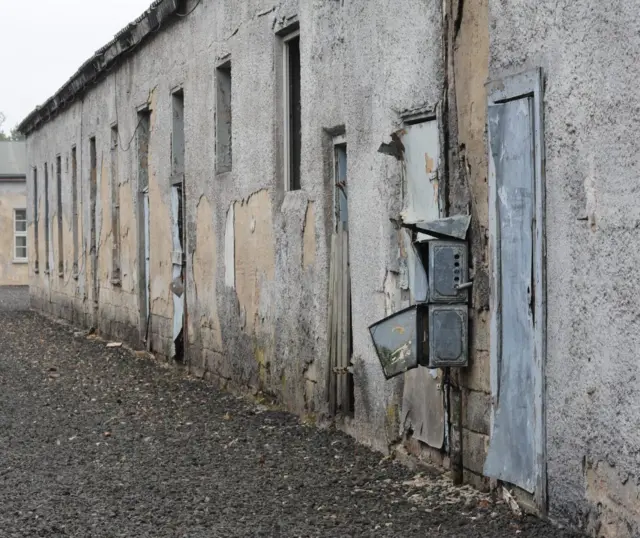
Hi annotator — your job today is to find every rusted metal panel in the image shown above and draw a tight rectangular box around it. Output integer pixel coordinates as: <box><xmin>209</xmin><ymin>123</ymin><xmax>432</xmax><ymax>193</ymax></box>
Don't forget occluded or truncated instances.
<box><xmin>484</xmin><ymin>91</ymin><xmax>538</xmax><ymax>494</ymax></box>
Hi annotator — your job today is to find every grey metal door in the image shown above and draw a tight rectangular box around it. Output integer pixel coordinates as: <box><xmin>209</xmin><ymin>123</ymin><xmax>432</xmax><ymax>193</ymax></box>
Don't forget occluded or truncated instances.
<box><xmin>484</xmin><ymin>67</ymin><xmax>546</xmax><ymax>509</ymax></box>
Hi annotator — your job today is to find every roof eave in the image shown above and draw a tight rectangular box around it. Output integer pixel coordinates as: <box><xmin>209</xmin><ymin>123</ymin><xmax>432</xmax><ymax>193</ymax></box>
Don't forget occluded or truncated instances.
<box><xmin>17</xmin><ymin>0</ymin><xmax>181</xmax><ymax>137</ymax></box>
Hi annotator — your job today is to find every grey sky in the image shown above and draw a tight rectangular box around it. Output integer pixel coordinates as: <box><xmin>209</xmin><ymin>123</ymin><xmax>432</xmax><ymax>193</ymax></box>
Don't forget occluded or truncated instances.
<box><xmin>1</xmin><ymin>0</ymin><xmax>153</xmax><ymax>131</ymax></box>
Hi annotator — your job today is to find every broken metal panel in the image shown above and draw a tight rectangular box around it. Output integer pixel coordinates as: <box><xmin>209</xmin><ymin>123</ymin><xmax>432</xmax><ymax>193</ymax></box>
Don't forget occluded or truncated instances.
<box><xmin>484</xmin><ymin>96</ymin><xmax>537</xmax><ymax>494</ymax></box>
<box><xmin>402</xmin><ymin>229</ymin><xmax>428</xmax><ymax>303</ymax></box>
<box><xmin>411</xmin><ymin>215</ymin><xmax>471</xmax><ymax>241</ymax></box>
<box><xmin>400</xmin><ymin>119</ymin><xmax>440</xmax><ymax>241</ymax></box>
<box><xmin>369</xmin><ymin>305</ymin><xmax>425</xmax><ymax>379</ymax></box>
<box><xmin>402</xmin><ymin>366</ymin><xmax>445</xmax><ymax>448</ymax></box>
<box><xmin>170</xmin><ymin>185</ymin><xmax>184</xmax><ymax>358</ymax></box>
<box><xmin>428</xmin><ymin>241</ymin><xmax>468</xmax><ymax>303</ymax></box>
<box><xmin>428</xmin><ymin>304</ymin><xmax>468</xmax><ymax>368</ymax></box>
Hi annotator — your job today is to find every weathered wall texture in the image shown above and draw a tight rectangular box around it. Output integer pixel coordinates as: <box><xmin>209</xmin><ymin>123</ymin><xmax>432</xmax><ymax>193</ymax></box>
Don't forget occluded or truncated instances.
<box><xmin>25</xmin><ymin>0</ymin><xmax>447</xmax><ymax>457</ymax></box>
<box><xmin>489</xmin><ymin>0</ymin><xmax>640</xmax><ymax>534</ymax></box>
<box><xmin>0</xmin><ymin>182</ymin><xmax>28</xmax><ymax>286</ymax></box>
<box><xmin>449</xmin><ymin>0</ymin><xmax>491</xmax><ymax>491</ymax></box>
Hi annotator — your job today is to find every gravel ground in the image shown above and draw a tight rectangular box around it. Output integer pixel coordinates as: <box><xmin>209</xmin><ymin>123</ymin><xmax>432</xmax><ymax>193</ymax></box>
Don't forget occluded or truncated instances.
<box><xmin>0</xmin><ymin>285</ymin><xmax>29</xmax><ymax>311</ymax></box>
<box><xmin>0</xmin><ymin>309</ymin><xmax>581</xmax><ymax>537</ymax></box>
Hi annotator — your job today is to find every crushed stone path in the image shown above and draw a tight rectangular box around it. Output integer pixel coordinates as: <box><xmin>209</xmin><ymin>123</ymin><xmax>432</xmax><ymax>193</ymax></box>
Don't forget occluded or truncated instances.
<box><xmin>0</xmin><ymin>309</ymin><xmax>581</xmax><ymax>537</ymax></box>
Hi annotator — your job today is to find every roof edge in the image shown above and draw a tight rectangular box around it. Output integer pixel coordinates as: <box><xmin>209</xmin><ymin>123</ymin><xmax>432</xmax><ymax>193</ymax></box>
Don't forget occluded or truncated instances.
<box><xmin>17</xmin><ymin>0</ymin><xmax>182</xmax><ymax>137</ymax></box>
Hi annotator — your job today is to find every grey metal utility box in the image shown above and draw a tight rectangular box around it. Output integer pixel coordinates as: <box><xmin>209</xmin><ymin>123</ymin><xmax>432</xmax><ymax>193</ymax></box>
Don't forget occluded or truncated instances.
<box><xmin>428</xmin><ymin>240</ymin><xmax>468</xmax><ymax>303</ymax></box>
<box><xmin>428</xmin><ymin>304</ymin><xmax>468</xmax><ymax>368</ymax></box>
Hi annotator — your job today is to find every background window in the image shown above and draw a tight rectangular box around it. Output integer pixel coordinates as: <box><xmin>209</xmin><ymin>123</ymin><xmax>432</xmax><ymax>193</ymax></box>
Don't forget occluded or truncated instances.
<box><xmin>14</xmin><ymin>209</ymin><xmax>27</xmax><ymax>261</ymax></box>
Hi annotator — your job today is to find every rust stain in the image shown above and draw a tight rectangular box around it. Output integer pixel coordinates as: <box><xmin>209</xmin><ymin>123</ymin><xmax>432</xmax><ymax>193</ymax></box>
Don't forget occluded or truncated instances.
<box><xmin>425</xmin><ymin>152</ymin><xmax>435</xmax><ymax>174</ymax></box>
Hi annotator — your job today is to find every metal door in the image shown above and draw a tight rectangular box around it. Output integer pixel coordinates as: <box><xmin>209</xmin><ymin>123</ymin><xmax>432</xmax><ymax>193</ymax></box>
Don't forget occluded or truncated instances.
<box><xmin>484</xmin><ymin>70</ymin><xmax>545</xmax><ymax>507</ymax></box>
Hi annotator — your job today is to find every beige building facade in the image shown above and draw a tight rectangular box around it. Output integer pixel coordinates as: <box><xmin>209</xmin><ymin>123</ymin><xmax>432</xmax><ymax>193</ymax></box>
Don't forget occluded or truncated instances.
<box><xmin>0</xmin><ymin>142</ymin><xmax>28</xmax><ymax>286</ymax></box>
<box><xmin>17</xmin><ymin>0</ymin><xmax>640</xmax><ymax>535</ymax></box>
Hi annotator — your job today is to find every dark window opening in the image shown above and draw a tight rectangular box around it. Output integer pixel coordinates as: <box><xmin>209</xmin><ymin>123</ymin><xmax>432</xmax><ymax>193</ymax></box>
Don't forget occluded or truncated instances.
<box><xmin>286</xmin><ymin>34</ymin><xmax>301</xmax><ymax>190</ymax></box>
<box><xmin>44</xmin><ymin>162</ymin><xmax>50</xmax><ymax>272</ymax></box>
<box><xmin>33</xmin><ymin>167</ymin><xmax>39</xmax><ymax>273</ymax></box>
<box><xmin>171</xmin><ymin>90</ymin><xmax>185</xmax><ymax>182</ymax></box>
<box><xmin>89</xmin><ymin>137</ymin><xmax>98</xmax><ymax>305</ymax></box>
<box><xmin>56</xmin><ymin>155</ymin><xmax>63</xmax><ymax>276</ymax></box>
<box><xmin>71</xmin><ymin>146</ymin><xmax>78</xmax><ymax>277</ymax></box>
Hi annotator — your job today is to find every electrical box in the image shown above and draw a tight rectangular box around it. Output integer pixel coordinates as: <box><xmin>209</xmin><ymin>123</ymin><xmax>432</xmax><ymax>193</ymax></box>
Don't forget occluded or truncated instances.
<box><xmin>370</xmin><ymin>217</ymin><xmax>472</xmax><ymax>376</ymax></box>
<box><xmin>428</xmin><ymin>304</ymin><xmax>468</xmax><ymax>368</ymax></box>
<box><xmin>368</xmin><ymin>305</ymin><xmax>427</xmax><ymax>379</ymax></box>
<box><xmin>428</xmin><ymin>240</ymin><xmax>468</xmax><ymax>303</ymax></box>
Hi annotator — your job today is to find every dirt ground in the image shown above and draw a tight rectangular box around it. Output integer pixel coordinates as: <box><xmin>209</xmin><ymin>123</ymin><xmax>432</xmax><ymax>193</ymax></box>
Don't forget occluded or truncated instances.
<box><xmin>0</xmin><ymin>295</ymin><xmax>581</xmax><ymax>537</ymax></box>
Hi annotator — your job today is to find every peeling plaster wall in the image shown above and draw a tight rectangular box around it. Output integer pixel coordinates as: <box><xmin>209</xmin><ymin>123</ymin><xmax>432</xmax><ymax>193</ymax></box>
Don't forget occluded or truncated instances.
<box><xmin>26</xmin><ymin>0</ymin><xmax>444</xmax><ymax>457</ymax></box>
<box><xmin>0</xmin><ymin>182</ymin><xmax>28</xmax><ymax>286</ymax></box>
<box><xmin>490</xmin><ymin>0</ymin><xmax>640</xmax><ymax>534</ymax></box>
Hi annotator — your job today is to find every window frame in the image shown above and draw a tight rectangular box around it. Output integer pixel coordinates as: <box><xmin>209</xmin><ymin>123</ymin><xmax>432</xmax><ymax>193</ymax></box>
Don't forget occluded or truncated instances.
<box><xmin>13</xmin><ymin>208</ymin><xmax>28</xmax><ymax>263</ymax></box>
<box><xmin>283</xmin><ymin>29</ymin><xmax>301</xmax><ymax>191</ymax></box>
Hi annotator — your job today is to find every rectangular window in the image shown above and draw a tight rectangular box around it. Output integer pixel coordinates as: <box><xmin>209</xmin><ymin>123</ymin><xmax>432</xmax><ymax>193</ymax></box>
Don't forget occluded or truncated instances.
<box><xmin>111</xmin><ymin>125</ymin><xmax>121</xmax><ymax>283</ymax></box>
<box><xmin>171</xmin><ymin>90</ymin><xmax>185</xmax><ymax>183</ymax></box>
<box><xmin>283</xmin><ymin>31</ymin><xmax>301</xmax><ymax>191</ymax></box>
<box><xmin>56</xmin><ymin>155</ymin><xmax>64</xmax><ymax>276</ymax></box>
<box><xmin>14</xmin><ymin>209</ymin><xmax>27</xmax><ymax>262</ymax></box>
<box><xmin>71</xmin><ymin>146</ymin><xmax>78</xmax><ymax>277</ymax></box>
<box><xmin>216</xmin><ymin>62</ymin><xmax>232</xmax><ymax>173</ymax></box>
<box><xmin>33</xmin><ymin>167</ymin><xmax>39</xmax><ymax>272</ymax></box>
<box><xmin>44</xmin><ymin>162</ymin><xmax>50</xmax><ymax>272</ymax></box>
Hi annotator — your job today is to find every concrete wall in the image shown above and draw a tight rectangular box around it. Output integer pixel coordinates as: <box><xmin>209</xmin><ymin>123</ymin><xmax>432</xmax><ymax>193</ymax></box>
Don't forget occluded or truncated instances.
<box><xmin>26</xmin><ymin>0</ymin><xmax>447</xmax><ymax>455</ymax></box>
<box><xmin>490</xmin><ymin>0</ymin><xmax>640</xmax><ymax>535</ymax></box>
<box><xmin>0</xmin><ymin>181</ymin><xmax>28</xmax><ymax>286</ymax></box>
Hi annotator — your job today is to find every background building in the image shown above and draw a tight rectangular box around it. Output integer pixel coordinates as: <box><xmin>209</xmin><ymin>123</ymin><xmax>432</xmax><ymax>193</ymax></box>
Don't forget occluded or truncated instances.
<box><xmin>0</xmin><ymin>141</ymin><xmax>28</xmax><ymax>286</ymax></box>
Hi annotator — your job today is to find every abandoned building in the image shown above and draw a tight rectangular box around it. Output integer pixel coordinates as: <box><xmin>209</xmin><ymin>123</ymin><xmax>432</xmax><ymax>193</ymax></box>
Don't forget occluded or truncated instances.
<box><xmin>16</xmin><ymin>0</ymin><xmax>640</xmax><ymax>536</ymax></box>
<box><xmin>0</xmin><ymin>141</ymin><xmax>28</xmax><ymax>286</ymax></box>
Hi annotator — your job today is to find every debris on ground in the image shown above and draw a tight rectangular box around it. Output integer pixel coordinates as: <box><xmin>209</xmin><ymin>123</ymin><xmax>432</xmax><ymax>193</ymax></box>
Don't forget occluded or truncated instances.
<box><xmin>0</xmin><ymin>308</ymin><xmax>581</xmax><ymax>537</ymax></box>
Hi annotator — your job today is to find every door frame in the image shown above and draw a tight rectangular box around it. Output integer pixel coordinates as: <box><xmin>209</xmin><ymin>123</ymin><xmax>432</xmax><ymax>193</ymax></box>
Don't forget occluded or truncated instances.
<box><xmin>487</xmin><ymin>68</ymin><xmax>547</xmax><ymax>512</ymax></box>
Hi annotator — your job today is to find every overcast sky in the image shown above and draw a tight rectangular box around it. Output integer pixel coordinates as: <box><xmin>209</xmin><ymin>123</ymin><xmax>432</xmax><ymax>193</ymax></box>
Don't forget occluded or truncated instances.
<box><xmin>1</xmin><ymin>0</ymin><xmax>153</xmax><ymax>131</ymax></box>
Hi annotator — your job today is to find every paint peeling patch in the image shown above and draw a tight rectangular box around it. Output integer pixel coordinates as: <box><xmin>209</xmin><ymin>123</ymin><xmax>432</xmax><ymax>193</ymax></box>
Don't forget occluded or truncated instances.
<box><xmin>425</xmin><ymin>152</ymin><xmax>434</xmax><ymax>174</ymax></box>
<box><xmin>585</xmin><ymin>459</ymin><xmax>640</xmax><ymax>538</ymax></box>
<box><xmin>234</xmin><ymin>189</ymin><xmax>275</xmax><ymax>334</ymax></box>
<box><xmin>302</xmin><ymin>201</ymin><xmax>316</xmax><ymax>269</ymax></box>
<box><xmin>192</xmin><ymin>195</ymin><xmax>222</xmax><ymax>351</ymax></box>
